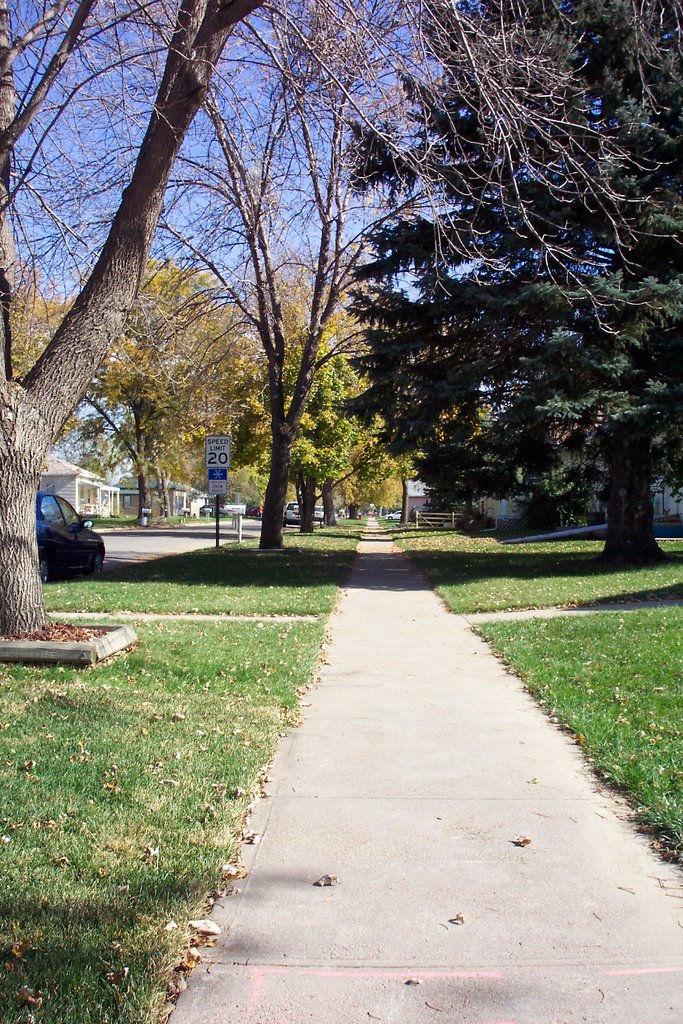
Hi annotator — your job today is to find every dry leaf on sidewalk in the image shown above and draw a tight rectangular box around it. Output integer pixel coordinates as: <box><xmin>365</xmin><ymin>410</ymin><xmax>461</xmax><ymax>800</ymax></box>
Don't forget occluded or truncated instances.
<box><xmin>313</xmin><ymin>874</ymin><xmax>339</xmax><ymax>886</ymax></box>
<box><xmin>222</xmin><ymin>862</ymin><xmax>248</xmax><ymax>879</ymax></box>
<box><xmin>511</xmin><ymin>836</ymin><xmax>532</xmax><ymax>847</ymax></box>
<box><xmin>189</xmin><ymin>919</ymin><xmax>222</xmax><ymax>937</ymax></box>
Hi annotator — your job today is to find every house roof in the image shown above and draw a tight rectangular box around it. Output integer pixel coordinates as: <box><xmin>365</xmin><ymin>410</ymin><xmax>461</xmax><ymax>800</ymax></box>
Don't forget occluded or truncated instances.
<box><xmin>406</xmin><ymin>480</ymin><xmax>427</xmax><ymax>498</ymax></box>
<box><xmin>42</xmin><ymin>456</ymin><xmax>110</xmax><ymax>486</ymax></box>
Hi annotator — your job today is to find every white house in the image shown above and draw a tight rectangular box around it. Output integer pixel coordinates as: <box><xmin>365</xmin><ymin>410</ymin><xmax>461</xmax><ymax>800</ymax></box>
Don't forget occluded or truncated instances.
<box><xmin>40</xmin><ymin>456</ymin><xmax>120</xmax><ymax>517</ymax></box>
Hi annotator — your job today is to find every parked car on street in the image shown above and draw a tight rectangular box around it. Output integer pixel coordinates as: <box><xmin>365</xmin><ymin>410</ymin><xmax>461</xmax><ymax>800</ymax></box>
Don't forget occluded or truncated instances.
<box><xmin>245</xmin><ymin>504</ymin><xmax>263</xmax><ymax>518</ymax></box>
<box><xmin>36</xmin><ymin>491</ymin><xmax>105</xmax><ymax>582</ymax></box>
<box><xmin>199</xmin><ymin>503</ymin><xmax>231</xmax><ymax>516</ymax></box>
<box><xmin>283</xmin><ymin>502</ymin><xmax>325</xmax><ymax>527</ymax></box>
<box><xmin>384</xmin><ymin>510</ymin><xmax>403</xmax><ymax>521</ymax></box>
<box><xmin>408</xmin><ymin>504</ymin><xmax>431</xmax><ymax>522</ymax></box>
<box><xmin>283</xmin><ymin>501</ymin><xmax>300</xmax><ymax>526</ymax></box>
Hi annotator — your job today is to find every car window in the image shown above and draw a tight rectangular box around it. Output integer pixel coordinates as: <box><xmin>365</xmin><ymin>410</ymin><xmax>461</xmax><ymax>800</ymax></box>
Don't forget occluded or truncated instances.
<box><xmin>56</xmin><ymin>496</ymin><xmax>80</xmax><ymax>526</ymax></box>
<box><xmin>40</xmin><ymin>495</ymin><xmax>64</xmax><ymax>526</ymax></box>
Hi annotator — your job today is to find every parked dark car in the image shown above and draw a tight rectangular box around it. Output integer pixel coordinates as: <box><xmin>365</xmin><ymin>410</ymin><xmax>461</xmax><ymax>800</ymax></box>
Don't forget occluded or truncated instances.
<box><xmin>199</xmin><ymin>503</ymin><xmax>230</xmax><ymax>516</ymax></box>
<box><xmin>408</xmin><ymin>504</ymin><xmax>431</xmax><ymax>523</ymax></box>
<box><xmin>36</xmin><ymin>491</ymin><xmax>105</xmax><ymax>582</ymax></box>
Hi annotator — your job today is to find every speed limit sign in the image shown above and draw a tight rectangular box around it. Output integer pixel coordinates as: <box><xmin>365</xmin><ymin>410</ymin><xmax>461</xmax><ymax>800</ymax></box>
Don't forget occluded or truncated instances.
<box><xmin>205</xmin><ymin>435</ymin><xmax>231</xmax><ymax>468</ymax></box>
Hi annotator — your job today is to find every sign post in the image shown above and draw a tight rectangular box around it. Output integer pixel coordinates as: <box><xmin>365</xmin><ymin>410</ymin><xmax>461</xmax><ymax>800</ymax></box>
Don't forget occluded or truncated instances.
<box><xmin>206</xmin><ymin>437</ymin><xmax>231</xmax><ymax>550</ymax></box>
<box><xmin>208</xmin><ymin>468</ymin><xmax>228</xmax><ymax>548</ymax></box>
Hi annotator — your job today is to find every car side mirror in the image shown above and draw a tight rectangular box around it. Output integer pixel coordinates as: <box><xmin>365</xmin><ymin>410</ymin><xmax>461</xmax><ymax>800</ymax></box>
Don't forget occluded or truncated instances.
<box><xmin>81</xmin><ymin>519</ymin><xmax>93</xmax><ymax>529</ymax></box>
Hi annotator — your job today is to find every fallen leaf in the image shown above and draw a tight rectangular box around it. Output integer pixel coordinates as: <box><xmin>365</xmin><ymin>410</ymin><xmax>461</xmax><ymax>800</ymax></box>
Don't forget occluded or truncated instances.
<box><xmin>176</xmin><ymin>947</ymin><xmax>201</xmax><ymax>973</ymax></box>
<box><xmin>165</xmin><ymin>921</ymin><xmax>179</xmax><ymax>932</ymax></box>
<box><xmin>222</xmin><ymin>862</ymin><xmax>248</xmax><ymax>880</ymax></box>
<box><xmin>243</xmin><ymin>830</ymin><xmax>259</xmax><ymax>845</ymax></box>
<box><xmin>405</xmin><ymin>977</ymin><xmax>422</xmax><ymax>986</ymax></box>
<box><xmin>511</xmin><ymin>836</ymin><xmax>532</xmax><ymax>847</ymax></box>
<box><xmin>105</xmin><ymin>967</ymin><xmax>129</xmax><ymax>986</ymax></box>
<box><xmin>188</xmin><ymin>919</ymin><xmax>221</xmax><ymax>937</ymax></box>
<box><xmin>18</xmin><ymin>985</ymin><xmax>43</xmax><ymax>1008</ymax></box>
<box><xmin>52</xmin><ymin>856</ymin><xmax>69</xmax><ymax>868</ymax></box>
<box><xmin>448</xmin><ymin>914</ymin><xmax>465</xmax><ymax>925</ymax></box>
<box><xmin>313</xmin><ymin>874</ymin><xmax>339</xmax><ymax>887</ymax></box>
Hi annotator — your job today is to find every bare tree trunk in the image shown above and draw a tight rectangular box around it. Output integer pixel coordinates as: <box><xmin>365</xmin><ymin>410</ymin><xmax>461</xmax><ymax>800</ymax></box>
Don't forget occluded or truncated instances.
<box><xmin>401</xmin><ymin>478</ymin><xmax>409</xmax><ymax>524</ymax></box>
<box><xmin>0</xmin><ymin>1</ymin><xmax>15</xmax><ymax>382</ymax></box>
<box><xmin>157</xmin><ymin>470</ymin><xmax>171</xmax><ymax>517</ymax></box>
<box><xmin>0</xmin><ymin>385</ymin><xmax>51</xmax><ymax>633</ymax></box>
<box><xmin>299</xmin><ymin>475</ymin><xmax>316</xmax><ymax>533</ymax></box>
<box><xmin>137</xmin><ymin>467</ymin><xmax>153</xmax><ymax>522</ymax></box>
<box><xmin>322</xmin><ymin>478</ymin><xmax>337</xmax><ymax>525</ymax></box>
<box><xmin>260</xmin><ymin>425</ymin><xmax>292</xmax><ymax>549</ymax></box>
<box><xmin>600</xmin><ymin>425</ymin><xmax>663</xmax><ymax>564</ymax></box>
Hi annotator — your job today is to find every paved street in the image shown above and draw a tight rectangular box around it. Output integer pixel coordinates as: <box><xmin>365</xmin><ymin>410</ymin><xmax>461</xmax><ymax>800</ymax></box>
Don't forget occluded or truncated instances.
<box><xmin>99</xmin><ymin>518</ymin><xmax>262</xmax><ymax>572</ymax></box>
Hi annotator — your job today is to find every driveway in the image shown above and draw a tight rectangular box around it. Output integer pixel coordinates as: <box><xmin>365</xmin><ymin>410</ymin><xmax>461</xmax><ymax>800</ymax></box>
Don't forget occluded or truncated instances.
<box><xmin>99</xmin><ymin>519</ymin><xmax>262</xmax><ymax>572</ymax></box>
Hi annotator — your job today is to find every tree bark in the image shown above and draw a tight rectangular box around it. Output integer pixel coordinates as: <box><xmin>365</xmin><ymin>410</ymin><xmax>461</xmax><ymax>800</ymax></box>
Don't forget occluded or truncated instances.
<box><xmin>0</xmin><ymin>384</ymin><xmax>52</xmax><ymax>633</ymax></box>
<box><xmin>401</xmin><ymin>478</ymin><xmax>409</xmax><ymax>524</ymax></box>
<box><xmin>322</xmin><ymin>478</ymin><xmax>337</xmax><ymax>525</ymax></box>
<box><xmin>157</xmin><ymin>470</ymin><xmax>171</xmax><ymax>517</ymax></box>
<box><xmin>299</xmin><ymin>475</ymin><xmax>316</xmax><ymax>534</ymax></box>
<box><xmin>137</xmin><ymin>467</ymin><xmax>153</xmax><ymax>522</ymax></box>
<box><xmin>0</xmin><ymin>0</ymin><xmax>15</xmax><ymax>383</ymax></box>
<box><xmin>600</xmin><ymin>425</ymin><xmax>664</xmax><ymax>564</ymax></box>
<box><xmin>260</xmin><ymin>424</ymin><xmax>293</xmax><ymax>549</ymax></box>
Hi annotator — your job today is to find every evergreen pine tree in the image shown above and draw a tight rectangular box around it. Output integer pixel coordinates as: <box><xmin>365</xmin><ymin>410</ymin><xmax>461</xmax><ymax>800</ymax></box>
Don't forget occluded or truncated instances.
<box><xmin>354</xmin><ymin>0</ymin><xmax>683</xmax><ymax>562</ymax></box>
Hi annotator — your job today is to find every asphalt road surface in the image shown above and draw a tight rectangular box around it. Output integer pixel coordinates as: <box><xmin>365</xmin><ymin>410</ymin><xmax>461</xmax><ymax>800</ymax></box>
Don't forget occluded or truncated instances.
<box><xmin>99</xmin><ymin>518</ymin><xmax>262</xmax><ymax>573</ymax></box>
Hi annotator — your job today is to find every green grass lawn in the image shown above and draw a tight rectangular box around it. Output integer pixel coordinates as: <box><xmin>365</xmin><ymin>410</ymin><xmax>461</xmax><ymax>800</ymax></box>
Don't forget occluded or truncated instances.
<box><xmin>477</xmin><ymin>608</ymin><xmax>683</xmax><ymax>855</ymax></box>
<box><xmin>395</xmin><ymin>530</ymin><xmax>683</xmax><ymax>612</ymax></box>
<box><xmin>0</xmin><ymin>620</ymin><xmax>326</xmax><ymax>1024</ymax></box>
<box><xmin>45</xmin><ymin>529</ymin><xmax>362</xmax><ymax>617</ymax></box>
<box><xmin>0</xmin><ymin>528</ymin><xmax>362</xmax><ymax>1023</ymax></box>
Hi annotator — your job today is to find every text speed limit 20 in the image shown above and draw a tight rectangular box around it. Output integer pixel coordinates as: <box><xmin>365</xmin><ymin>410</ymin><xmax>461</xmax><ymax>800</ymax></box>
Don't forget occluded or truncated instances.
<box><xmin>205</xmin><ymin>436</ymin><xmax>231</xmax><ymax>468</ymax></box>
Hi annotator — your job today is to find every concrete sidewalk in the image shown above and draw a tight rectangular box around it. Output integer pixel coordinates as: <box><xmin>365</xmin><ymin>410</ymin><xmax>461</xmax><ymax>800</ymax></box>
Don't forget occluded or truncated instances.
<box><xmin>172</xmin><ymin>528</ymin><xmax>683</xmax><ymax>1024</ymax></box>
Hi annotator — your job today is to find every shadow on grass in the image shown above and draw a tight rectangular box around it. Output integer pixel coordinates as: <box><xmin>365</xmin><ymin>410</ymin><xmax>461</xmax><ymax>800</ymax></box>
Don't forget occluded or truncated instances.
<box><xmin>97</xmin><ymin>542</ymin><xmax>358</xmax><ymax>592</ymax></box>
<box><xmin>0</xmin><ymin>876</ymin><xmax>210</xmax><ymax>1023</ymax></box>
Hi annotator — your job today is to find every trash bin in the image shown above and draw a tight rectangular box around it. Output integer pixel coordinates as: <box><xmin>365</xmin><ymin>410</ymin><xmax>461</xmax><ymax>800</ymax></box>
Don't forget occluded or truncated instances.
<box><xmin>140</xmin><ymin>507</ymin><xmax>151</xmax><ymax>527</ymax></box>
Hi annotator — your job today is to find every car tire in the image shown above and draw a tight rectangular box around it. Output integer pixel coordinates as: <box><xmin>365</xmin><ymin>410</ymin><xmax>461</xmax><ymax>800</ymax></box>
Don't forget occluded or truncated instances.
<box><xmin>89</xmin><ymin>551</ymin><xmax>104</xmax><ymax>574</ymax></box>
<box><xmin>39</xmin><ymin>557</ymin><xmax>51</xmax><ymax>583</ymax></box>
